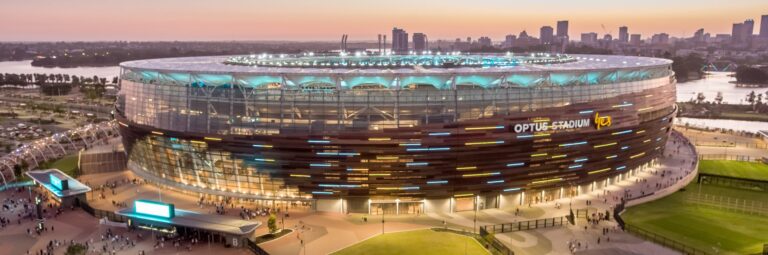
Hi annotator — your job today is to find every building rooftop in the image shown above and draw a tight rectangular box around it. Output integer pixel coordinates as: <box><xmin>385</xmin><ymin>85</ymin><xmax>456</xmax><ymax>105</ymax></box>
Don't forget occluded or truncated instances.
<box><xmin>120</xmin><ymin>54</ymin><xmax>672</xmax><ymax>75</ymax></box>
<box><xmin>116</xmin><ymin>207</ymin><xmax>261</xmax><ymax>236</ymax></box>
<box><xmin>25</xmin><ymin>169</ymin><xmax>91</xmax><ymax>198</ymax></box>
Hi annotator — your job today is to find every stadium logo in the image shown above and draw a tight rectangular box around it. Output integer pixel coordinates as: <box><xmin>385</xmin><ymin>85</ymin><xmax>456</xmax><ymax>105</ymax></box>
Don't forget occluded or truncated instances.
<box><xmin>594</xmin><ymin>112</ymin><xmax>612</xmax><ymax>130</ymax></box>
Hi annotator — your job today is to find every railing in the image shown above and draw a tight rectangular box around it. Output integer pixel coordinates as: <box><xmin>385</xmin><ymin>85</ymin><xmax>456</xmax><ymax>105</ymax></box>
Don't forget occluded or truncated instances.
<box><xmin>245</xmin><ymin>238</ymin><xmax>270</xmax><ymax>255</ymax></box>
<box><xmin>624</xmin><ymin>224</ymin><xmax>709</xmax><ymax>255</ymax></box>
<box><xmin>480</xmin><ymin>216</ymin><xmax>566</xmax><ymax>234</ymax></box>
<box><xmin>697</xmin><ymin>173</ymin><xmax>768</xmax><ymax>192</ymax></box>
<box><xmin>0</xmin><ymin>181</ymin><xmax>34</xmax><ymax>192</ymax></box>
<box><xmin>683</xmin><ymin>193</ymin><xmax>768</xmax><ymax>216</ymax></box>
<box><xmin>698</xmin><ymin>154</ymin><xmax>764</xmax><ymax>162</ymax></box>
<box><xmin>79</xmin><ymin>200</ymin><xmax>128</xmax><ymax>223</ymax></box>
<box><xmin>476</xmin><ymin>227</ymin><xmax>514</xmax><ymax>255</ymax></box>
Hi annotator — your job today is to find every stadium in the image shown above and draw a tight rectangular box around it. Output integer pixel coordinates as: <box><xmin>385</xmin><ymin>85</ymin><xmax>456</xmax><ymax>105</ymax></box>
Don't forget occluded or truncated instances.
<box><xmin>114</xmin><ymin>53</ymin><xmax>676</xmax><ymax>214</ymax></box>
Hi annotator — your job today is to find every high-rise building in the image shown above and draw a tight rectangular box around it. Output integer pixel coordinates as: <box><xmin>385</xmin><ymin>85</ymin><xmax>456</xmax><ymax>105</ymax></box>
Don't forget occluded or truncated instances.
<box><xmin>761</xmin><ymin>15</ymin><xmax>768</xmax><ymax>38</ymax></box>
<box><xmin>651</xmin><ymin>33</ymin><xmax>669</xmax><ymax>44</ymax></box>
<box><xmin>580</xmin><ymin>32</ymin><xmax>598</xmax><ymax>45</ymax></box>
<box><xmin>693</xmin><ymin>29</ymin><xmax>705</xmax><ymax>42</ymax></box>
<box><xmin>540</xmin><ymin>26</ymin><xmax>554</xmax><ymax>44</ymax></box>
<box><xmin>413</xmin><ymin>33</ymin><xmax>428</xmax><ymax>53</ymax></box>
<box><xmin>743</xmin><ymin>19</ymin><xmax>754</xmax><ymax>42</ymax></box>
<box><xmin>619</xmin><ymin>26</ymin><xmax>629</xmax><ymax>43</ymax></box>
<box><xmin>556</xmin><ymin>20</ymin><xmax>569</xmax><ymax>38</ymax></box>
<box><xmin>392</xmin><ymin>27</ymin><xmax>409</xmax><ymax>53</ymax></box>
<box><xmin>477</xmin><ymin>36</ymin><xmax>492</xmax><ymax>47</ymax></box>
<box><xmin>503</xmin><ymin>34</ymin><xmax>516</xmax><ymax>48</ymax></box>
<box><xmin>732</xmin><ymin>23</ymin><xmax>744</xmax><ymax>43</ymax></box>
<box><xmin>630</xmin><ymin>34</ymin><xmax>642</xmax><ymax>45</ymax></box>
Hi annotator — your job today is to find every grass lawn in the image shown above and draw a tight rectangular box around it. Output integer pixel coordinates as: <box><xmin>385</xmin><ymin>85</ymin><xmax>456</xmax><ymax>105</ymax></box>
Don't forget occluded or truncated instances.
<box><xmin>623</xmin><ymin>183</ymin><xmax>768</xmax><ymax>254</ymax></box>
<box><xmin>38</xmin><ymin>154</ymin><xmax>79</xmax><ymax>177</ymax></box>
<box><xmin>332</xmin><ymin>229</ymin><xmax>489</xmax><ymax>255</ymax></box>
<box><xmin>699</xmin><ymin>160</ymin><xmax>768</xmax><ymax>181</ymax></box>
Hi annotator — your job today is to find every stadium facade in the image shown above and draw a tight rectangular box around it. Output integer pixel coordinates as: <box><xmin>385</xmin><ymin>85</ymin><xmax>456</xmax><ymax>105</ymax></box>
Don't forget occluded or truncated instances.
<box><xmin>115</xmin><ymin>53</ymin><xmax>676</xmax><ymax>213</ymax></box>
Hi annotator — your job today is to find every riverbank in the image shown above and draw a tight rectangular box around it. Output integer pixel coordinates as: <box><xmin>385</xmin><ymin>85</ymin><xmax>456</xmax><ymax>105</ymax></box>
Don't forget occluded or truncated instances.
<box><xmin>677</xmin><ymin>102</ymin><xmax>768</xmax><ymax>122</ymax></box>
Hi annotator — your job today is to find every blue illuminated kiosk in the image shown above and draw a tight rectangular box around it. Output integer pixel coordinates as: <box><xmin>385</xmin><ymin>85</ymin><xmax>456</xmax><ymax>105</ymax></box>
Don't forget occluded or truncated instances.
<box><xmin>117</xmin><ymin>199</ymin><xmax>260</xmax><ymax>248</ymax></box>
<box><xmin>25</xmin><ymin>169</ymin><xmax>91</xmax><ymax>207</ymax></box>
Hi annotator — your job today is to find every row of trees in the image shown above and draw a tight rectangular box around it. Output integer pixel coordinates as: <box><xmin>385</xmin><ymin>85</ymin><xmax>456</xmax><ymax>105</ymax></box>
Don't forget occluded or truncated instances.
<box><xmin>735</xmin><ymin>66</ymin><xmax>768</xmax><ymax>84</ymax></box>
<box><xmin>669</xmin><ymin>54</ymin><xmax>706</xmax><ymax>82</ymax></box>
<box><xmin>0</xmin><ymin>73</ymin><xmax>116</xmax><ymax>97</ymax></box>
<box><xmin>0</xmin><ymin>73</ymin><xmax>117</xmax><ymax>86</ymax></box>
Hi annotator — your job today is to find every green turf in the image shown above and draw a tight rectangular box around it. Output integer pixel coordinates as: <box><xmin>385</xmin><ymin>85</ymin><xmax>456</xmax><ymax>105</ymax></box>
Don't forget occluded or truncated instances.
<box><xmin>38</xmin><ymin>155</ymin><xmax>79</xmax><ymax>177</ymax></box>
<box><xmin>699</xmin><ymin>160</ymin><xmax>768</xmax><ymax>181</ymax></box>
<box><xmin>623</xmin><ymin>183</ymin><xmax>768</xmax><ymax>254</ymax></box>
<box><xmin>332</xmin><ymin>229</ymin><xmax>489</xmax><ymax>255</ymax></box>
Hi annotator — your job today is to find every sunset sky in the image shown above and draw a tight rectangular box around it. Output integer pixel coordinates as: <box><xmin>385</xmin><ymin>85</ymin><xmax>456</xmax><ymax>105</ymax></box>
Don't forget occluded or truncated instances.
<box><xmin>1</xmin><ymin>0</ymin><xmax>766</xmax><ymax>41</ymax></box>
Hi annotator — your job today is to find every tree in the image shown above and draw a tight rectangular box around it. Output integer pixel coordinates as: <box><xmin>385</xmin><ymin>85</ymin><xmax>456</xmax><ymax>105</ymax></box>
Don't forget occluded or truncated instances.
<box><xmin>268</xmin><ymin>214</ymin><xmax>278</xmax><ymax>233</ymax></box>
<box><xmin>735</xmin><ymin>66</ymin><xmax>768</xmax><ymax>84</ymax></box>
<box><xmin>65</xmin><ymin>243</ymin><xmax>87</xmax><ymax>255</ymax></box>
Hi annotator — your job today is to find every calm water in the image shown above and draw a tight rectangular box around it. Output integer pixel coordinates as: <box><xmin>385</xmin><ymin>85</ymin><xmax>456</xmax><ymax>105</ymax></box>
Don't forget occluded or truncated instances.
<box><xmin>677</xmin><ymin>117</ymin><xmax>768</xmax><ymax>133</ymax></box>
<box><xmin>0</xmin><ymin>60</ymin><xmax>120</xmax><ymax>79</ymax></box>
<box><xmin>676</xmin><ymin>72</ymin><xmax>767</xmax><ymax>105</ymax></box>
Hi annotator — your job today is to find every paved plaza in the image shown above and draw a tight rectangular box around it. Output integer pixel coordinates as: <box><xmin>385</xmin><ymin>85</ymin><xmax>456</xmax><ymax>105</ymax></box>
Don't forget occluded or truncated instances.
<box><xmin>2</xmin><ymin>127</ymin><xmax>762</xmax><ymax>255</ymax></box>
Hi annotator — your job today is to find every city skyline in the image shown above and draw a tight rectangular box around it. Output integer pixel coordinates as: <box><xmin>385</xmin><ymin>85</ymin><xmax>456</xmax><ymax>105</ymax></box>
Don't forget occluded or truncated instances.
<box><xmin>0</xmin><ymin>0</ymin><xmax>766</xmax><ymax>41</ymax></box>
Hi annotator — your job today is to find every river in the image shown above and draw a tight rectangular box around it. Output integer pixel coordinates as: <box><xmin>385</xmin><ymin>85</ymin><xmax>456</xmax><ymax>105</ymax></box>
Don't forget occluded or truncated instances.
<box><xmin>0</xmin><ymin>60</ymin><xmax>766</xmax><ymax>132</ymax></box>
<box><xmin>676</xmin><ymin>72</ymin><xmax>767</xmax><ymax>105</ymax></box>
<box><xmin>676</xmin><ymin>117</ymin><xmax>768</xmax><ymax>133</ymax></box>
<box><xmin>0</xmin><ymin>60</ymin><xmax>120</xmax><ymax>79</ymax></box>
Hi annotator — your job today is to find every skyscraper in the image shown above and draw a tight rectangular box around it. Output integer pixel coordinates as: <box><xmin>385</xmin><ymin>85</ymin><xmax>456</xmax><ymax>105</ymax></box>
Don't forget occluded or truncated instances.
<box><xmin>540</xmin><ymin>26</ymin><xmax>554</xmax><ymax>44</ymax></box>
<box><xmin>761</xmin><ymin>15</ymin><xmax>768</xmax><ymax>38</ymax></box>
<box><xmin>556</xmin><ymin>20</ymin><xmax>569</xmax><ymax>39</ymax></box>
<box><xmin>619</xmin><ymin>26</ymin><xmax>629</xmax><ymax>43</ymax></box>
<box><xmin>413</xmin><ymin>33</ymin><xmax>428</xmax><ymax>53</ymax></box>
<box><xmin>743</xmin><ymin>19</ymin><xmax>754</xmax><ymax>42</ymax></box>
<box><xmin>630</xmin><ymin>34</ymin><xmax>642</xmax><ymax>45</ymax></box>
<box><xmin>732</xmin><ymin>23</ymin><xmax>744</xmax><ymax>43</ymax></box>
<box><xmin>580</xmin><ymin>33</ymin><xmax>598</xmax><ymax>45</ymax></box>
<box><xmin>392</xmin><ymin>27</ymin><xmax>409</xmax><ymax>53</ymax></box>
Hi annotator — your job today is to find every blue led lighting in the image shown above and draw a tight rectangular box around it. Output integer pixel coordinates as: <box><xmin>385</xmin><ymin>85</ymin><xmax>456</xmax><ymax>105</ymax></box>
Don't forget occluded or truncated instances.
<box><xmin>568</xmin><ymin>164</ymin><xmax>583</xmax><ymax>169</ymax></box>
<box><xmin>517</xmin><ymin>134</ymin><xmax>534</xmax><ymax>139</ymax></box>
<box><xmin>49</xmin><ymin>174</ymin><xmax>64</xmax><ymax>190</ymax></box>
<box><xmin>574</xmin><ymin>158</ymin><xmax>588</xmax><ymax>163</ymax></box>
<box><xmin>507</xmin><ymin>162</ymin><xmax>525</xmax><ymax>167</ymax></box>
<box><xmin>407</xmin><ymin>162</ymin><xmax>429</xmax><ymax>167</ymax></box>
<box><xmin>312</xmin><ymin>191</ymin><xmax>334</xmax><ymax>195</ymax></box>
<box><xmin>579</xmin><ymin>110</ymin><xmax>594</xmax><ymax>114</ymax></box>
<box><xmin>407</xmin><ymin>147</ymin><xmax>450</xmax><ymax>152</ymax></box>
<box><xmin>616</xmin><ymin>166</ymin><xmax>627</xmax><ymax>170</ymax></box>
<box><xmin>318</xmin><ymin>184</ymin><xmax>361</xmax><ymax>188</ymax></box>
<box><xmin>621</xmin><ymin>146</ymin><xmax>630</xmax><ymax>150</ymax></box>
<box><xmin>400</xmin><ymin>143</ymin><xmax>421</xmax><ymax>147</ymax></box>
<box><xmin>561</xmin><ymin>141</ymin><xmax>587</xmax><ymax>147</ymax></box>
<box><xmin>504</xmin><ymin>187</ymin><xmax>521</xmax><ymax>192</ymax></box>
<box><xmin>487</xmin><ymin>180</ymin><xmax>505</xmax><ymax>184</ymax></box>
<box><xmin>307</xmin><ymin>140</ymin><xmax>330</xmax><ymax>144</ymax></box>
<box><xmin>429</xmin><ymin>132</ymin><xmax>451</xmax><ymax>136</ymax></box>
<box><xmin>310</xmin><ymin>163</ymin><xmax>332</xmax><ymax>167</ymax></box>
<box><xmin>401</xmin><ymin>186</ymin><xmax>420</xmax><ymax>190</ymax></box>
<box><xmin>614</xmin><ymin>102</ymin><xmax>634</xmax><ymax>108</ymax></box>
<box><xmin>427</xmin><ymin>180</ymin><xmax>448</xmax><ymax>184</ymax></box>
<box><xmin>613</xmin><ymin>130</ymin><xmax>633</xmax><ymax>135</ymax></box>
<box><xmin>252</xmin><ymin>144</ymin><xmax>271</xmax><ymax>148</ymax></box>
<box><xmin>134</xmin><ymin>200</ymin><xmax>175</xmax><ymax>219</ymax></box>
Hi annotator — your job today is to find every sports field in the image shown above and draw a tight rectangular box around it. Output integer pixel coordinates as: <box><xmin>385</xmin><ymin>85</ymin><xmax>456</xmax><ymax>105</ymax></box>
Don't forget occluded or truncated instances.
<box><xmin>698</xmin><ymin>160</ymin><xmax>768</xmax><ymax>181</ymax></box>
<box><xmin>623</xmin><ymin>182</ymin><xmax>768</xmax><ymax>254</ymax></box>
<box><xmin>332</xmin><ymin>229</ymin><xmax>489</xmax><ymax>255</ymax></box>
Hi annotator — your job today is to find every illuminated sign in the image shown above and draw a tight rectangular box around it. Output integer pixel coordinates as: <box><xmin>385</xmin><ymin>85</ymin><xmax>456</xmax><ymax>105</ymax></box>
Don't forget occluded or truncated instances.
<box><xmin>49</xmin><ymin>173</ymin><xmax>69</xmax><ymax>190</ymax></box>
<box><xmin>134</xmin><ymin>200</ymin><xmax>175</xmax><ymax>219</ymax></box>
<box><xmin>512</xmin><ymin>119</ymin><xmax>590</xmax><ymax>133</ymax></box>
<box><xmin>594</xmin><ymin>112</ymin><xmax>612</xmax><ymax>130</ymax></box>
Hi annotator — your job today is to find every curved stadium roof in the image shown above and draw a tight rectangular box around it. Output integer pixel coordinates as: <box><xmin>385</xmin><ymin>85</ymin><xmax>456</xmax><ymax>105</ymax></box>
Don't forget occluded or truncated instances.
<box><xmin>119</xmin><ymin>54</ymin><xmax>672</xmax><ymax>90</ymax></box>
